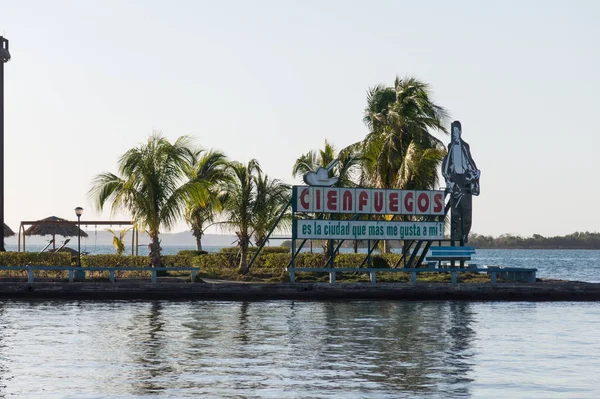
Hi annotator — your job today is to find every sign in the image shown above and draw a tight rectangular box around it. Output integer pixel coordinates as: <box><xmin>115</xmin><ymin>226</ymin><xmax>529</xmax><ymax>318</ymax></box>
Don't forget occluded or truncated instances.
<box><xmin>296</xmin><ymin>220</ymin><xmax>444</xmax><ymax>240</ymax></box>
<box><xmin>294</xmin><ymin>186</ymin><xmax>444</xmax><ymax>216</ymax></box>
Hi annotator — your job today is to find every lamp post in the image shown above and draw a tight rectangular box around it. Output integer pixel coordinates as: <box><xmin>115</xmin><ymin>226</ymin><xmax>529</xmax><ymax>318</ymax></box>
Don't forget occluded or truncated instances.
<box><xmin>0</xmin><ymin>37</ymin><xmax>11</xmax><ymax>252</ymax></box>
<box><xmin>75</xmin><ymin>207</ymin><xmax>83</xmax><ymax>267</ymax></box>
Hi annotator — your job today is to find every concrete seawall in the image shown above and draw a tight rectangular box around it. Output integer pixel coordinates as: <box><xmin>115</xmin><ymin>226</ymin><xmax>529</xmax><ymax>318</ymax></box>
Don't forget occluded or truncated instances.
<box><xmin>1</xmin><ymin>280</ymin><xmax>600</xmax><ymax>301</ymax></box>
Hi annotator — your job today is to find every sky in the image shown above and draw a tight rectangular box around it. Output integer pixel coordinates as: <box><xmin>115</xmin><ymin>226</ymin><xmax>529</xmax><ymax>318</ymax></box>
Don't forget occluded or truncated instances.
<box><xmin>1</xmin><ymin>0</ymin><xmax>599</xmax><ymax>238</ymax></box>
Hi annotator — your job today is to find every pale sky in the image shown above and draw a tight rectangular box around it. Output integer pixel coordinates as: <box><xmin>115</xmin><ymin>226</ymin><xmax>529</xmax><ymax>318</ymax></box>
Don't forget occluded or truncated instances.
<box><xmin>1</xmin><ymin>0</ymin><xmax>598</xmax><ymax>237</ymax></box>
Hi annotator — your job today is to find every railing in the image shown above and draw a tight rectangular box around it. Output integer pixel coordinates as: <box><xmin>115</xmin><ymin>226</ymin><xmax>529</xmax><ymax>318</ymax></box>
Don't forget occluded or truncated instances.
<box><xmin>287</xmin><ymin>267</ymin><xmax>537</xmax><ymax>284</ymax></box>
<box><xmin>0</xmin><ymin>266</ymin><xmax>200</xmax><ymax>283</ymax></box>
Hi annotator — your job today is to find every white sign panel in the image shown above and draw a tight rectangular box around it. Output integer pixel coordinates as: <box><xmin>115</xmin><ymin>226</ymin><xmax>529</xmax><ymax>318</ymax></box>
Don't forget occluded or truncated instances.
<box><xmin>296</xmin><ymin>220</ymin><xmax>444</xmax><ymax>240</ymax></box>
<box><xmin>294</xmin><ymin>186</ymin><xmax>444</xmax><ymax>215</ymax></box>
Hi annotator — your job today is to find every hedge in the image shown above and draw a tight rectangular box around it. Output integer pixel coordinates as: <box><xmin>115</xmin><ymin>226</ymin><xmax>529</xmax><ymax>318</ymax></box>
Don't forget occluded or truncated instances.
<box><xmin>1</xmin><ymin>252</ymin><xmax>403</xmax><ymax>270</ymax></box>
<box><xmin>82</xmin><ymin>254</ymin><xmax>202</xmax><ymax>268</ymax></box>
<box><xmin>219</xmin><ymin>246</ymin><xmax>290</xmax><ymax>255</ymax></box>
<box><xmin>0</xmin><ymin>252</ymin><xmax>72</xmax><ymax>266</ymax></box>
<box><xmin>177</xmin><ymin>250</ymin><xmax>208</xmax><ymax>256</ymax></box>
<box><xmin>189</xmin><ymin>253</ymin><xmax>403</xmax><ymax>270</ymax></box>
<box><xmin>82</xmin><ymin>255</ymin><xmax>150</xmax><ymax>267</ymax></box>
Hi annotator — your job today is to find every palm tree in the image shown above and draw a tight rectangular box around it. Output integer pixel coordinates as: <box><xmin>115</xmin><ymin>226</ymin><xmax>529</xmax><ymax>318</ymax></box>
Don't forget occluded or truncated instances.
<box><xmin>107</xmin><ymin>227</ymin><xmax>132</xmax><ymax>256</ymax></box>
<box><xmin>222</xmin><ymin>159</ymin><xmax>261</xmax><ymax>272</ymax></box>
<box><xmin>89</xmin><ymin>133</ymin><xmax>206</xmax><ymax>267</ymax></box>
<box><xmin>351</xmin><ymin>77</ymin><xmax>448</xmax><ymax>253</ymax></box>
<box><xmin>358</xmin><ymin>76</ymin><xmax>448</xmax><ymax>190</ymax></box>
<box><xmin>221</xmin><ymin>160</ymin><xmax>291</xmax><ymax>273</ymax></box>
<box><xmin>292</xmin><ymin>140</ymin><xmax>361</xmax><ymax>187</ymax></box>
<box><xmin>292</xmin><ymin>141</ymin><xmax>362</xmax><ymax>255</ymax></box>
<box><xmin>253</xmin><ymin>174</ymin><xmax>291</xmax><ymax>247</ymax></box>
<box><xmin>184</xmin><ymin>149</ymin><xmax>231</xmax><ymax>251</ymax></box>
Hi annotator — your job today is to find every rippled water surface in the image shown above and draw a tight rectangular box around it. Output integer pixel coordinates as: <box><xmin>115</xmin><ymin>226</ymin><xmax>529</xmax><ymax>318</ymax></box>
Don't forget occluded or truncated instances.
<box><xmin>472</xmin><ymin>249</ymin><xmax>600</xmax><ymax>282</ymax></box>
<box><xmin>1</xmin><ymin>300</ymin><xmax>599</xmax><ymax>398</ymax></box>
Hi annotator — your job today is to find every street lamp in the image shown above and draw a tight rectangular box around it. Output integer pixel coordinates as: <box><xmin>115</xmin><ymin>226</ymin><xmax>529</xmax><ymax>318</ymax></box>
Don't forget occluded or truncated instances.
<box><xmin>75</xmin><ymin>207</ymin><xmax>83</xmax><ymax>267</ymax></box>
<box><xmin>0</xmin><ymin>37</ymin><xmax>11</xmax><ymax>252</ymax></box>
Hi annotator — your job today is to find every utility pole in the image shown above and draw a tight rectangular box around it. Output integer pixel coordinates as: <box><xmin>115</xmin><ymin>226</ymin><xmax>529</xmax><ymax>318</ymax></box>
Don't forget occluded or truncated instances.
<box><xmin>0</xmin><ymin>37</ymin><xmax>11</xmax><ymax>251</ymax></box>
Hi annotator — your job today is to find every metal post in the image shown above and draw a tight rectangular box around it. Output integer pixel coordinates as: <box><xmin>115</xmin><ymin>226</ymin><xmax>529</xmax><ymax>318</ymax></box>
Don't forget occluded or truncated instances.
<box><xmin>77</xmin><ymin>215</ymin><xmax>81</xmax><ymax>266</ymax></box>
<box><xmin>291</xmin><ymin>218</ymin><xmax>296</xmax><ymax>269</ymax></box>
<box><xmin>131</xmin><ymin>226</ymin><xmax>135</xmax><ymax>256</ymax></box>
<box><xmin>0</xmin><ymin>55</ymin><xmax>3</xmax><ymax>252</ymax></box>
<box><xmin>0</xmin><ymin>37</ymin><xmax>10</xmax><ymax>252</ymax></box>
<box><xmin>74</xmin><ymin>207</ymin><xmax>84</xmax><ymax>280</ymax></box>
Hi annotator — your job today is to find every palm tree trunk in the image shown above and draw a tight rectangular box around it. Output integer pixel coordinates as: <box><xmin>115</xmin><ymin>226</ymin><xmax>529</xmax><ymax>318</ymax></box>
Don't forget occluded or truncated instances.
<box><xmin>325</xmin><ymin>239</ymin><xmax>332</xmax><ymax>255</ymax></box>
<box><xmin>238</xmin><ymin>235</ymin><xmax>249</xmax><ymax>273</ymax></box>
<box><xmin>149</xmin><ymin>233</ymin><xmax>162</xmax><ymax>267</ymax></box>
<box><xmin>192</xmin><ymin>228</ymin><xmax>203</xmax><ymax>251</ymax></box>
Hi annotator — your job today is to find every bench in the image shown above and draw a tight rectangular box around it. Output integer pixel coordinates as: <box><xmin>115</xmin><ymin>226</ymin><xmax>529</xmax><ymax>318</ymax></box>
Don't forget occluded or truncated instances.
<box><xmin>0</xmin><ymin>266</ymin><xmax>200</xmax><ymax>283</ymax></box>
<box><xmin>286</xmin><ymin>266</ymin><xmax>537</xmax><ymax>284</ymax></box>
<box><xmin>426</xmin><ymin>246</ymin><xmax>476</xmax><ymax>267</ymax></box>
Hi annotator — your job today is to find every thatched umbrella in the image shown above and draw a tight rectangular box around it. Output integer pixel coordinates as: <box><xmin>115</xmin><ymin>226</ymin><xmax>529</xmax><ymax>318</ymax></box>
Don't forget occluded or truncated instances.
<box><xmin>3</xmin><ymin>223</ymin><xmax>14</xmax><ymax>238</ymax></box>
<box><xmin>24</xmin><ymin>216</ymin><xmax>88</xmax><ymax>250</ymax></box>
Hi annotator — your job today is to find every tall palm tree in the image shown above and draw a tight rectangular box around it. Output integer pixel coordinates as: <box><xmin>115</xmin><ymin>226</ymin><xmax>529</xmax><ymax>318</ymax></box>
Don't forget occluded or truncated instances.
<box><xmin>184</xmin><ymin>149</ymin><xmax>231</xmax><ymax>251</ymax></box>
<box><xmin>350</xmin><ymin>77</ymin><xmax>448</xmax><ymax>253</ymax></box>
<box><xmin>358</xmin><ymin>76</ymin><xmax>448</xmax><ymax>190</ymax></box>
<box><xmin>222</xmin><ymin>160</ymin><xmax>292</xmax><ymax>273</ymax></box>
<box><xmin>222</xmin><ymin>159</ymin><xmax>261</xmax><ymax>272</ymax></box>
<box><xmin>89</xmin><ymin>133</ymin><xmax>206</xmax><ymax>267</ymax></box>
<box><xmin>253</xmin><ymin>174</ymin><xmax>291</xmax><ymax>247</ymax></box>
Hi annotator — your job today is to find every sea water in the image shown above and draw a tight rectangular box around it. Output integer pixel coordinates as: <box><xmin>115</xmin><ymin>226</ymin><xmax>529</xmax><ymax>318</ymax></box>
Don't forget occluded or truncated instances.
<box><xmin>0</xmin><ymin>250</ymin><xmax>599</xmax><ymax>397</ymax></box>
<box><xmin>0</xmin><ymin>300</ymin><xmax>599</xmax><ymax>398</ymax></box>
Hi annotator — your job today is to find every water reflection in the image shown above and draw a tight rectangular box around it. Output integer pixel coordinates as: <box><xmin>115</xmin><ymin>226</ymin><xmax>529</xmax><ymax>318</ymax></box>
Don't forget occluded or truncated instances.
<box><xmin>128</xmin><ymin>301</ymin><xmax>171</xmax><ymax>395</ymax></box>
<box><xmin>0</xmin><ymin>304</ymin><xmax>7</xmax><ymax>398</ymax></box>
<box><xmin>283</xmin><ymin>301</ymin><xmax>475</xmax><ymax>397</ymax></box>
<box><xmin>0</xmin><ymin>300</ymin><xmax>477</xmax><ymax>398</ymax></box>
<box><xmin>0</xmin><ymin>301</ymin><xmax>597</xmax><ymax>397</ymax></box>
<box><xmin>161</xmin><ymin>301</ymin><xmax>478</xmax><ymax>397</ymax></box>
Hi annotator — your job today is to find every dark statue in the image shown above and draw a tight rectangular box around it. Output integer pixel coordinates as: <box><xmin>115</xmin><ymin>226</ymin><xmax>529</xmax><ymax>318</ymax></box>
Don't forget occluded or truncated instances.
<box><xmin>442</xmin><ymin>121</ymin><xmax>480</xmax><ymax>243</ymax></box>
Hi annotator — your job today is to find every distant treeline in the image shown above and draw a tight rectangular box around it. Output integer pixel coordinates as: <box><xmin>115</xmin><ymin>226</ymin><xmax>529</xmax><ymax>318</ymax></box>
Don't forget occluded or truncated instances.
<box><xmin>469</xmin><ymin>232</ymin><xmax>600</xmax><ymax>249</ymax></box>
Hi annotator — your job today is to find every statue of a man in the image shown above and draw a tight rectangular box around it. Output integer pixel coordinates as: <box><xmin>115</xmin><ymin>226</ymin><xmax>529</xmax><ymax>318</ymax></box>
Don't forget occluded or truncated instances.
<box><xmin>442</xmin><ymin>121</ymin><xmax>480</xmax><ymax>243</ymax></box>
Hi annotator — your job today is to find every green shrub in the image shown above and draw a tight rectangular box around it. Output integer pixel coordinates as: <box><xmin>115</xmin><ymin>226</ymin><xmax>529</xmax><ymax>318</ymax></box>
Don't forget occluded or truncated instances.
<box><xmin>259</xmin><ymin>254</ymin><xmax>291</xmax><ymax>269</ymax></box>
<box><xmin>260</xmin><ymin>246</ymin><xmax>290</xmax><ymax>254</ymax></box>
<box><xmin>219</xmin><ymin>246</ymin><xmax>289</xmax><ymax>255</ymax></box>
<box><xmin>190</xmin><ymin>253</ymin><xmax>236</xmax><ymax>269</ymax></box>
<box><xmin>219</xmin><ymin>247</ymin><xmax>241</xmax><ymax>254</ymax></box>
<box><xmin>82</xmin><ymin>254</ymin><xmax>150</xmax><ymax>267</ymax></box>
<box><xmin>0</xmin><ymin>251</ymin><xmax>71</xmax><ymax>266</ymax></box>
<box><xmin>162</xmin><ymin>255</ymin><xmax>198</xmax><ymax>267</ymax></box>
<box><xmin>177</xmin><ymin>250</ymin><xmax>208</xmax><ymax>256</ymax></box>
<box><xmin>176</xmin><ymin>252</ymin><xmax>404</xmax><ymax>272</ymax></box>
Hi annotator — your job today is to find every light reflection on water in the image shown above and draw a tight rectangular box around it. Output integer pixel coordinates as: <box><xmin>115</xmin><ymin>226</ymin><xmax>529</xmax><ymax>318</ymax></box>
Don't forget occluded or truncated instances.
<box><xmin>0</xmin><ymin>301</ymin><xmax>599</xmax><ymax>398</ymax></box>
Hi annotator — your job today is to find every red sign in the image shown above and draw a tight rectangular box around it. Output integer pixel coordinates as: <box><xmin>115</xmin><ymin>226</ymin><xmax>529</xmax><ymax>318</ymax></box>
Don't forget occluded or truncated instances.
<box><xmin>294</xmin><ymin>186</ymin><xmax>444</xmax><ymax>215</ymax></box>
